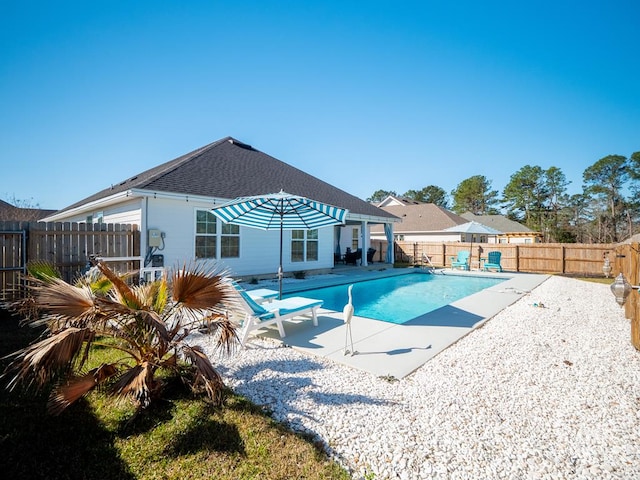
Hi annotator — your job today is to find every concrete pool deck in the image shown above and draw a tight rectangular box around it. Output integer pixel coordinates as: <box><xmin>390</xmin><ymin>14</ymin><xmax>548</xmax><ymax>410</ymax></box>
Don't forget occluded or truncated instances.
<box><xmin>241</xmin><ymin>267</ymin><xmax>549</xmax><ymax>379</ymax></box>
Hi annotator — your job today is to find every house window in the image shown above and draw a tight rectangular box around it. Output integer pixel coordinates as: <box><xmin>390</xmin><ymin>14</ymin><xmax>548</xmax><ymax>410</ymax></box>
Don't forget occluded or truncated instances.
<box><xmin>220</xmin><ymin>223</ymin><xmax>240</xmax><ymax>257</ymax></box>
<box><xmin>195</xmin><ymin>210</ymin><xmax>240</xmax><ymax>259</ymax></box>
<box><xmin>291</xmin><ymin>229</ymin><xmax>318</xmax><ymax>262</ymax></box>
<box><xmin>307</xmin><ymin>229</ymin><xmax>318</xmax><ymax>261</ymax></box>
<box><xmin>195</xmin><ymin>210</ymin><xmax>217</xmax><ymax>259</ymax></box>
<box><xmin>86</xmin><ymin>211</ymin><xmax>104</xmax><ymax>225</ymax></box>
<box><xmin>352</xmin><ymin>228</ymin><xmax>359</xmax><ymax>250</ymax></box>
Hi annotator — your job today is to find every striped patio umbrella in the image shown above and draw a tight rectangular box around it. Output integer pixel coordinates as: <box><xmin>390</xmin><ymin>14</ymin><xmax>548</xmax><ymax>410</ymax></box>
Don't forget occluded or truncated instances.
<box><xmin>211</xmin><ymin>190</ymin><xmax>348</xmax><ymax>298</ymax></box>
<box><xmin>443</xmin><ymin>221</ymin><xmax>502</xmax><ymax>267</ymax></box>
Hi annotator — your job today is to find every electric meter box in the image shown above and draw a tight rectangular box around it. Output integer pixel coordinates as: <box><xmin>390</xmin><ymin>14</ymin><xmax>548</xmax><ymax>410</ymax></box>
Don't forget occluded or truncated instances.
<box><xmin>148</xmin><ymin>229</ymin><xmax>162</xmax><ymax>247</ymax></box>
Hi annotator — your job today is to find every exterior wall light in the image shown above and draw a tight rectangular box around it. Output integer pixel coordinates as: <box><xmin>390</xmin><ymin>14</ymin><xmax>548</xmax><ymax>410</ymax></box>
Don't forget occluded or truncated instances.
<box><xmin>610</xmin><ymin>273</ymin><xmax>639</xmax><ymax>306</ymax></box>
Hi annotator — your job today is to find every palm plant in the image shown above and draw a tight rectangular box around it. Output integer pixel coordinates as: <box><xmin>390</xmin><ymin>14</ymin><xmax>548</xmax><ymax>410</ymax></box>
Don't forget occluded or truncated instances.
<box><xmin>2</xmin><ymin>261</ymin><xmax>239</xmax><ymax>414</ymax></box>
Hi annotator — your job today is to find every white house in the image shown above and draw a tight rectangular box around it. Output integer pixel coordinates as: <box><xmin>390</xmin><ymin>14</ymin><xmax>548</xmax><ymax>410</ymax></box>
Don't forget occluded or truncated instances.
<box><xmin>461</xmin><ymin>212</ymin><xmax>541</xmax><ymax>244</ymax></box>
<box><xmin>44</xmin><ymin>137</ymin><xmax>399</xmax><ymax>278</ymax></box>
<box><xmin>370</xmin><ymin>195</ymin><xmax>472</xmax><ymax>242</ymax></box>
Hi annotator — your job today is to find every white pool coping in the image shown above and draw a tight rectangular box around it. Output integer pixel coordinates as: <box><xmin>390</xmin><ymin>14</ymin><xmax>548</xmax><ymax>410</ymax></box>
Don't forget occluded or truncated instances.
<box><xmin>243</xmin><ymin>268</ymin><xmax>549</xmax><ymax>379</ymax></box>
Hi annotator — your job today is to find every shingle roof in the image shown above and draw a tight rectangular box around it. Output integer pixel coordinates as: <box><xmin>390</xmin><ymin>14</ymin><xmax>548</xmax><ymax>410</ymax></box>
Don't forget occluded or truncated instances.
<box><xmin>55</xmin><ymin>137</ymin><xmax>396</xmax><ymax>220</ymax></box>
<box><xmin>0</xmin><ymin>200</ymin><xmax>56</xmax><ymax>221</ymax></box>
<box><xmin>375</xmin><ymin>195</ymin><xmax>424</xmax><ymax>207</ymax></box>
<box><xmin>461</xmin><ymin>212</ymin><xmax>535</xmax><ymax>233</ymax></box>
<box><xmin>371</xmin><ymin>203</ymin><xmax>468</xmax><ymax>233</ymax></box>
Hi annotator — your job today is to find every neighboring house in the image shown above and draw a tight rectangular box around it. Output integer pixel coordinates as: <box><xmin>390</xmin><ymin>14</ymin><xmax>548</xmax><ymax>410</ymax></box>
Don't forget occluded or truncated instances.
<box><xmin>44</xmin><ymin>137</ymin><xmax>399</xmax><ymax>277</ymax></box>
<box><xmin>370</xmin><ymin>195</ymin><xmax>470</xmax><ymax>242</ymax></box>
<box><xmin>0</xmin><ymin>199</ymin><xmax>56</xmax><ymax>222</ymax></box>
<box><xmin>461</xmin><ymin>212</ymin><xmax>541</xmax><ymax>244</ymax></box>
<box><xmin>373</xmin><ymin>196</ymin><xmax>424</xmax><ymax>208</ymax></box>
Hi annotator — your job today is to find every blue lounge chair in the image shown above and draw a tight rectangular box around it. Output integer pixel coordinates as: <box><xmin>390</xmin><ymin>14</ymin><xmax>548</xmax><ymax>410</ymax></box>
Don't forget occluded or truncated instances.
<box><xmin>483</xmin><ymin>251</ymin><xmax>503</xmax><ymax>272</ymax></box>
<box><xmin>246</xmin><ymin>287</ymin><xmax>278</xmax><ymax>304</ymax></box>
<box><xmin>450</xmin><ymin>251</ymin><xmax>470</xmax><ymax>270</ymax></box>
<box><xmin>235</xmin><ymin>287</ymin><xmax>323</xmax><ymax>346</ymax></box>
<box><xmin>230</xmin><ymin>281</ymin><xmax>278</xmax><ymax>303</ymax></box>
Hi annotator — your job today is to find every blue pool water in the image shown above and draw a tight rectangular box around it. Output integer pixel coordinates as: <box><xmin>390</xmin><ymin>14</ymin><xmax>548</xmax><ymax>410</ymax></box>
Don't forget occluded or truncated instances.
<box><xmin>285</xmin><ymin>273</ymin><xmax>506</xmax><ymax>324</ymax></box>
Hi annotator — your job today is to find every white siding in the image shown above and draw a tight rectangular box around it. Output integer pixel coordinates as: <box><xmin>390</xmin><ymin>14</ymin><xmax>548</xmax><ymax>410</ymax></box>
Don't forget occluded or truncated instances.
<box><xmin>145</xmin><ymin>198</ymin><xmax>335</xmax><ymax>276</ymax></box>
<box><xmin>336</xmin><ymin>225</ymin><xmax>361</xmax><ymax>251</ymax></box>
<box><xmin>371</xmin><ymin>232</ymin><xmax>462</xmax><ymax>242</ymax></box>
<box><xmin>145</xmin><ymin>197</ymin><xmax>196</xmax><ymax>266</ymax></box>
<box><xmin>51</xmin><ymin>195</ymin><xmax>338</xmax><ymax>277</ymax></box>
<box><xmin>56</xmin><ymin>212</ymin><xmax>91</xmax><ymax>223</ymax></box>
<box><xmin>102</xmin><ymin>200</ymin><xmax>142</xmax><ymax>225</ymax></box>
<box><xmin>224</xmin><ymin>225</ymin><xmax>334</xmax><ymax>277</ymax></box>
<box><xmin>49</xmin><ymin>199</ymin><xmax>142</xmax><ymax>225</ymax></box>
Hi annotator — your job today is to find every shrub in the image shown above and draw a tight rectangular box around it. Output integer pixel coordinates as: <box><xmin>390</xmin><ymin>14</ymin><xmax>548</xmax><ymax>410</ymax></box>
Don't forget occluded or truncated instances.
<box><xmin>2</xmin><ymin>261</ymin><xmax>239</xmax><ymax>414</ymax></box>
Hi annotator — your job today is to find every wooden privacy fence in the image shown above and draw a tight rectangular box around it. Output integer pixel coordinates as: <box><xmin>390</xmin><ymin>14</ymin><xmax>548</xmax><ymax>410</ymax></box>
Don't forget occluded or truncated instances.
<box><xmin>1</xmin><ymin>221</ymin><xmax>140</xmax><ymax>299</ymax></box>
<box><xmin>370</xmin><ymin>239</ymin><xmax>639</xmax><ymax>351</ymax></box>
<box><xmin>612</xmin><ymin>242</ymin><xmax>640</xmax><ymax>350</ymax></box>
<box><xmin>391</xmin><ymin>241</ymin><xmax>614</xmax><ymax>275</ymax></box>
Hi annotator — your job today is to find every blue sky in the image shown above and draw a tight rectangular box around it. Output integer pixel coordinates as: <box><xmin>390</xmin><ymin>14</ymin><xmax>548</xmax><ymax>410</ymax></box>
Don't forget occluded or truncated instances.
<box><xmin>1</xmin><ymin>1</ymin><xmax>639</xmax><ymax>210</ymax></box>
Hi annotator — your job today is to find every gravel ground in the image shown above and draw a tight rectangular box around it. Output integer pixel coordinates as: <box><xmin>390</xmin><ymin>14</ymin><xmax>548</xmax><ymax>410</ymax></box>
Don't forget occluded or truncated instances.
<box><xmin>193</xmin><ymin>276</ymin><xmax>640</xmax><ymax>479</ymax></box>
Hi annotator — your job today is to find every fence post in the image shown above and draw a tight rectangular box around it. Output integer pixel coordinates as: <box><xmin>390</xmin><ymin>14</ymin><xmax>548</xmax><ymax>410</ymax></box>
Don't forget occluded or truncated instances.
<box><xmin>630</xmin><ymin>243</ymin><xmax>640</xmax><ymax>350</ymax></box>
<box><xmin>618</xmin><ymin>244</ymin><xmax>632</xmax><ymax>320</ymax></box>
<box><xmin>515</xmin><ymin>245</ymin><xmax>519</xmax><ymax>272</ymax></box>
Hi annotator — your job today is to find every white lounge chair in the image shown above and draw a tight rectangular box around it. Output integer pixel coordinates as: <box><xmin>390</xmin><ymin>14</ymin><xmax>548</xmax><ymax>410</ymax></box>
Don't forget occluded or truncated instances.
<box><xmin>235</xmin><ymin>287</ymin><xmax>323</xmax><ymax>346</ymax></box>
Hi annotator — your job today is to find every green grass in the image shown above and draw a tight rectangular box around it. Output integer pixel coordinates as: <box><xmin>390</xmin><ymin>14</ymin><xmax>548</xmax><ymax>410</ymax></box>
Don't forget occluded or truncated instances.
<box><xmin>0</xmin><ymin>309</ymin><xmax>350</xmax><ymax>480</ymax></box>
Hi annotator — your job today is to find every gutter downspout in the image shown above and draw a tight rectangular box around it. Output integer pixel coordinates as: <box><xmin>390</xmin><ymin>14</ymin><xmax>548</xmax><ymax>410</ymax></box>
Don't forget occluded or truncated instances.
<box><xmin>141</xmin><ymin>196</ymin><xmax>149</xmax><ymax>267</ymax></box>
<box><xmin>361</xmin><ymin>220</ymin><xmax>369</xmax><ymax>266</ymax></box>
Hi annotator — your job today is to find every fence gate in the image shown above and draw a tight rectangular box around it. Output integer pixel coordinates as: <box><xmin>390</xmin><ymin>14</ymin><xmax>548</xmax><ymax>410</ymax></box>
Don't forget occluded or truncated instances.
<box><xmin>0</xmin><ymin>228</ymin><xmax>27</xmax><ymax>298</ymax></box>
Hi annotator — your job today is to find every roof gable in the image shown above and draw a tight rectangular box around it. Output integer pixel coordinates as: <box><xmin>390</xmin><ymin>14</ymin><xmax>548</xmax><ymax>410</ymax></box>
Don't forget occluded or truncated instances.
<box><xmin>377</xmin><ymin>195</ymin><xmax>424</xmax><ymax>207</ymax></box>
<box><xmin>55</xmin><ymin>137</ymin><xmax>396</xmax><ymax>220</ymax></box>
<box><xmin>376</xmin><ymin>203</ymin><xmax>468</xmax><ymax>232</ymax></box>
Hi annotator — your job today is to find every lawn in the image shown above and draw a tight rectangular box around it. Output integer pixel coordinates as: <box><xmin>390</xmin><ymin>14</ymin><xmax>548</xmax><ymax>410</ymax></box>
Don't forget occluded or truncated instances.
<box><xmin>0</xmin><ymin>308</ymin><xmax>350</xmax><ymax>480</ymax></box>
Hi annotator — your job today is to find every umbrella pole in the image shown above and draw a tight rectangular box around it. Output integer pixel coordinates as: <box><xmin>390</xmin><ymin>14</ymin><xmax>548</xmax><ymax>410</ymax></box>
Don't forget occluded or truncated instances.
<box><xmin>278</xmin><ymin>217</ymin><xmax>283</xmax><ymax>300</ymax></box>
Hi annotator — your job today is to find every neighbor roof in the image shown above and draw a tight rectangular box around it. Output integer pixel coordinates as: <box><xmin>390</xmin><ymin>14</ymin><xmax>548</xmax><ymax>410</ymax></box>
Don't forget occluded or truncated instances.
<box><xmin>371</xmin><ymin>203</ymin><xmax>468</xmax><ymax>233</ymax></box>
<box><xmin>375</xmin><ymin>195</ymin><xmax>424</xmax><ymax>207</ymax></box>
<box><xmin>461</xmin><ymin>212</ymin><xmax>536</xmax><ymax>233</ymax></box>
<box><xmin>54</xmin><ymin>137</ymin><xmax>397</xmax><ymax>220</ymax></box>
<box><xmin>0</xmin><ymin>200</ymin><xmax>56</xmax><ymax>222</ymax></box>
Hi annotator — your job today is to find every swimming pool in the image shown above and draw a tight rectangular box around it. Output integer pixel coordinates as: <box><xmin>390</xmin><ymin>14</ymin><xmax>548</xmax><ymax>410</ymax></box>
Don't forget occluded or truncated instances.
<box><xmin>284</xmin><ymin>273</ymin><xmax>506</xmax><ymax>324</ymax></box>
